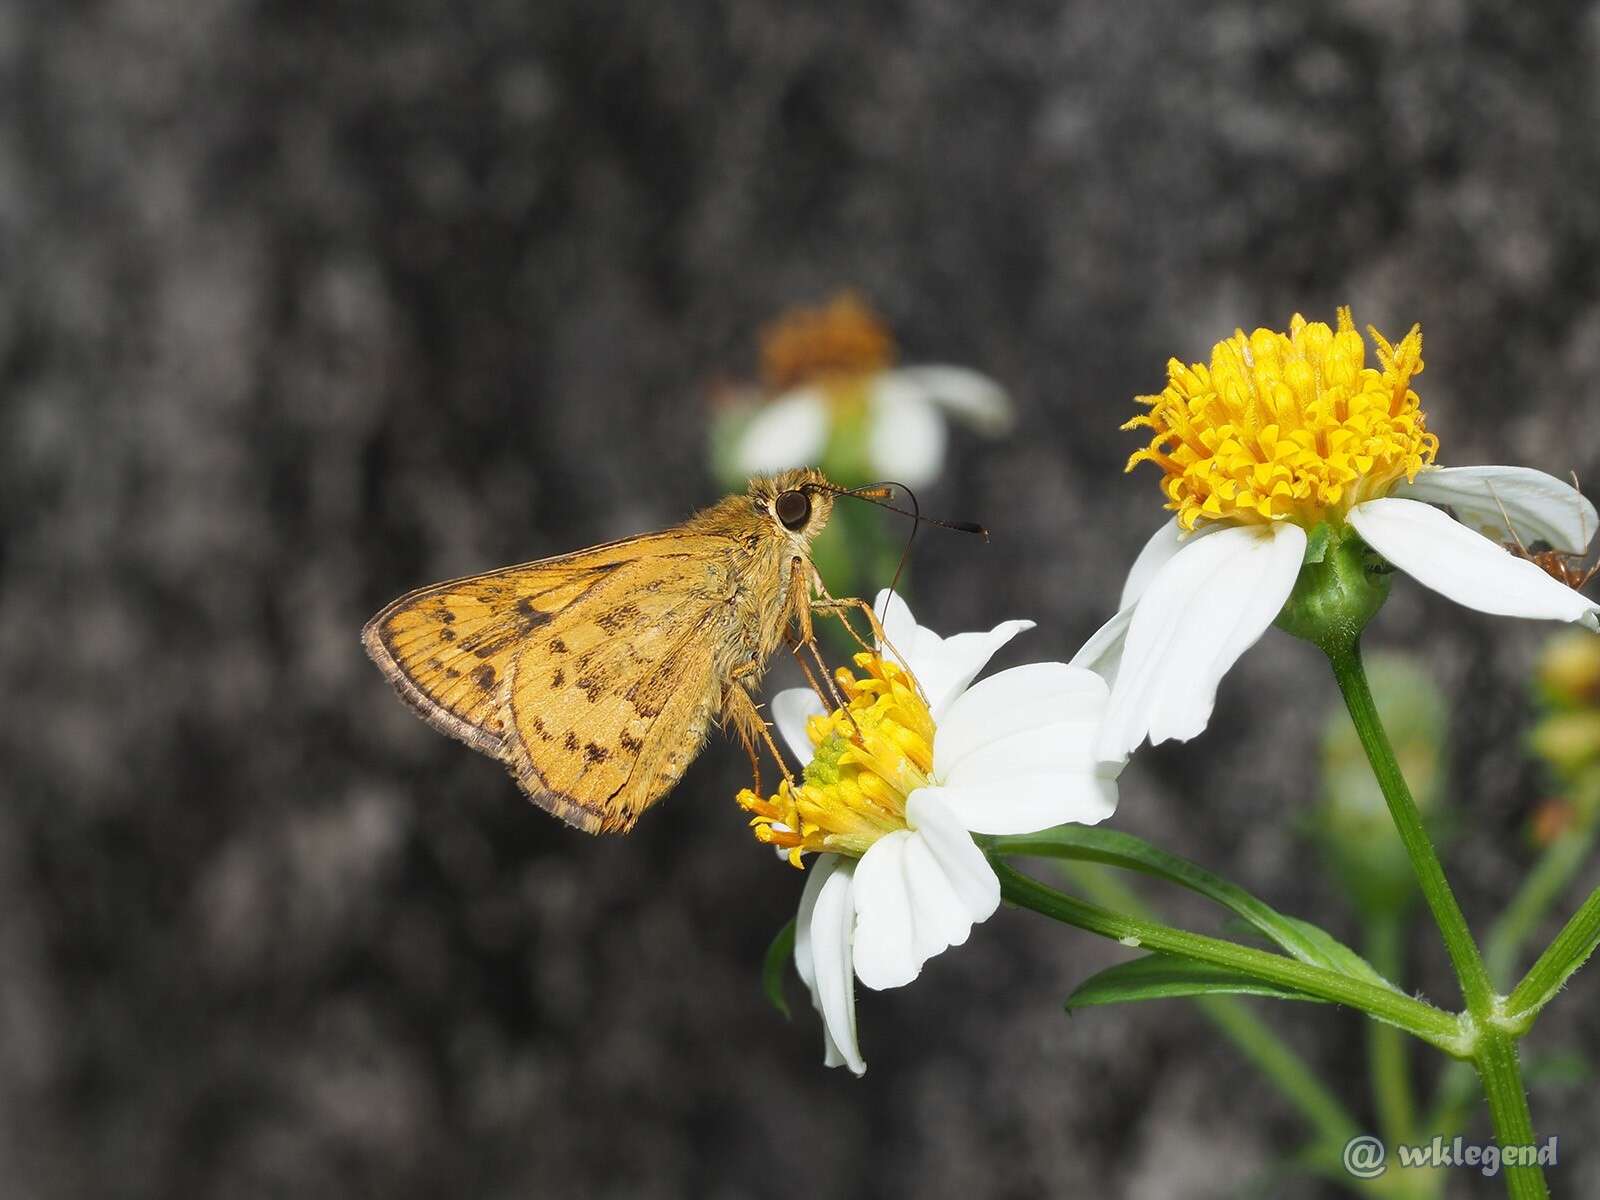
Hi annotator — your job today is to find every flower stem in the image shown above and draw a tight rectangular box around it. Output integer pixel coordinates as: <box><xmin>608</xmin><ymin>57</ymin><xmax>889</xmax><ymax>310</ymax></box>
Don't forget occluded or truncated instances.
<box><xmin>989</xmin><ymin>856</ymin><xmax>1465</xmax><ymax>1052</ymax></box>
<box><xmin>1326</xmin><ymin>638</ymin><xmax>1548</xmax><ymax>1198</ymax></box>
<box><xmin>1325</xmin><ymin>641</ymin><xmax>1495</xmax><ymax>1016</ymax></box>
<box><xmin>1430</xmin><ymin>759</ymin><xmax>1597</xmax><ymax>1132</ymax></box>
<box><xmin>1058</xmin><ymin>859</ymin><xmax>1362</xmax><ymax>1151</ymax></box>
<box><xmin>1474</xmin><ymin>1031</ymin><xmax>1548</xmax><ymax>1200</ymax></box>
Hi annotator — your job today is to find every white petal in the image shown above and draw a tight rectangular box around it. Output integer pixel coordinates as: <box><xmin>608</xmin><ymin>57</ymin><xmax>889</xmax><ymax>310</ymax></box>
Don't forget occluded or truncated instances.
<box><xmin>935</xmin><ymin>663</ymin><xmax>1109</xmax><ymax>780</ymax></box>
<box><xmin>1072</xmin><ymin>521</ymin><xmax>1228</xmax><ymax>688</ymax></box>
<box><xmin>921</xmin><ymin>768</ymin><xmax>1119</xmax><ymax>835</ymax></box>
<box><xmin>1122</xmin><ymin>519</ymin><xmax>1185</xmax><ymax>607</ymax></box>
<box><xmin>792</xmin><ymin>855</ymin><xmax>830</xmax><ymax>992</ymax></box>
<box><xmin>795</xmin><ymin>855</ymin><xmax>864</xmax><ymax>1075</ymax></box>
<box><xmin>870</xmin><ymin>589</ymin><xmax>1034</xmax><ymax>722</ymax></box>
<box><xmin>1348</xmin><ymin>498</ymin><xmax>1600</xmax><ymax>630</ymax></box>
<box><xmin>1069</xmin><ymin>605</ymin><xmax>1134</xmax><ymax>687</ymax></box>
<box><xmin>853</xmin><ymin>800</ymin><xmax>998</xmax><ymax>991</ymax></box>
<box><xmin>906</xmin><ymin>792</ymin><xmax>1000</xmax><ymax>922</ymax></box>
<box><xmin>885</xmin><ymin>365</ymin><xmax>1013</xmax><ymax>435</ymax></box>
<box><xmin>1392</xmin><ymin>465</ymin><xmax>1598</xmax><ymax>556</ymax></box>
<box><xmin>900</xmin><ymin>832</ymin><xmax>976</xmax><ymax>963</ymax></box>
<box><xmin>771</xmin><ymin>688</ymin><xmax>825</xmax><ymax>767</ymax></box>
<box><xmin>850</xmin><ymin>830</ymin><xmax>920</xmax><ymax>990</ymax></box>
<box><xmin>866</xmin><ymin>381</ymin><xmax>947</xmax><ymax>488</ymax></box>
<box><xmin>874</xmin><ymin>588</ymin><xmax>924</xmax><ymax>661</ymax></box>
<box><xmin>1097</xmin><ymin>522</ymin><xmax>1308</xmax><ymax>761</ymax></box>
<box><xmin>734</xmin><ymin>388</ymin><xmax>829</xmax><ymax>475</ymax></box>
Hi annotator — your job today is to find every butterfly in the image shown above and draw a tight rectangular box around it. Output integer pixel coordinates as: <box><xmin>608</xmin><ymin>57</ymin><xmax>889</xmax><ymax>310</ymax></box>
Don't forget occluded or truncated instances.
<box><xmin>363</xmin><ymin>468</ymin><xmax>870</xmax><ymax>834</ymax></box>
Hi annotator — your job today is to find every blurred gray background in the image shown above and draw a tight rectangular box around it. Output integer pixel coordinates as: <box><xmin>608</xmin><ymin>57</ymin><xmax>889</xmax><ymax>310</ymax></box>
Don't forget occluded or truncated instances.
<box><xmin>4</xmin><ymin>1</ymin><xmax>1600</xmax><ymax>1197</ymax></box>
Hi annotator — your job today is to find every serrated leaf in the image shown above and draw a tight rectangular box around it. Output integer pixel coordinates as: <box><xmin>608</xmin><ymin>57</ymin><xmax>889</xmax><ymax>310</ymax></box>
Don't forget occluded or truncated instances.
<box><xmin>762</xmin><ymin>919</ymin><xmax>797</xmax><ymax>1020</ymax></box>
<box><xmin>992</xmin><ymin>826</ymin><xmax>1395</xmax><ymax>989</ymax></box>
<box><xmin>1066</xmin><ymin>954</ymin><xmax>1327</xmax><ymax>1009</ymax></box>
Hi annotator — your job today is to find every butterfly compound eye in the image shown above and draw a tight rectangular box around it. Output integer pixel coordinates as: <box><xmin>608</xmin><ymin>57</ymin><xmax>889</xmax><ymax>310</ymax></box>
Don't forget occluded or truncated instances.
<box><xmin>775</xmin><ymin>489</ymin><xmax>812</xmax><ymax>531</ymax></box>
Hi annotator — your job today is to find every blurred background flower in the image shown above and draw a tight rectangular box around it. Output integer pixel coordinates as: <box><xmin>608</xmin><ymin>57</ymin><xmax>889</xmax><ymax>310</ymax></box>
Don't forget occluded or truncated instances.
<box><xmin>712</xmin><ymin>293</ymin><xmax>1012</xmax><ymax>601</ymax></box>
<box><xmin>711</xmin><ymin>292</ymin><xmax>1011</xmax><ymax>491</ymax></box>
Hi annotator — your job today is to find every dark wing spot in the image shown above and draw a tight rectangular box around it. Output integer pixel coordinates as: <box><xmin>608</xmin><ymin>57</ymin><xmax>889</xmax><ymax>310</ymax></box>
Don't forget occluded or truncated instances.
<box><xmin>596</xmin><ymin>603</ymin><xmax>641</xmax><ymax>633</ymax></box>
<box><xmin>475</xmin><ymin>664</ymin><xmax>497</xmax><ymax>690</ymax></box>
<box><xmin>578</xmin><ymin>677</ymin><xmax>605</xmax><ymax>703</ymax></box>
<box><xmin>584</xmin><ymin>742</ymin><xmax>609</xmax><ymax>764</ymax></box>
<box><xmin>470</xmin><ymin>630</ymin><xmax>520</xmax><ymax>658</ymax></box>
<box><xmin>515</xmin><ymin>596</ymin><xmax>552</xmax><ymax>628</ymax></box>
<box><xmin>564</xmin><ymin>732</ymin><xmax>580</xmax><ymax>752</ymax></box>
<box><xmin>439</xmin><ymin>609</ymin><xmax>456</xmax><ymax>624</ymax></box>
<box><xmin>619</xmin><ymin>732</ymin><xmax>643</xmax><ymax>754</ymax></box>
<box><xmin>551</xmin><ymin>668</ymin><xmax>566</xmax><ymax>688</ymax></box>
<box><xmin>439</xmin><ymin>628</ymin><xmax>456</xmax><ymax>642</ymax></box>
<box><xmin>529</xmin><ymin>715</ymin><xmax>549</xmax><ymax>739</ymax></box>
<box><xmin>550</xmin><ymin>637</ymin><xmax>568</xmax><ymax>654</ymax></box>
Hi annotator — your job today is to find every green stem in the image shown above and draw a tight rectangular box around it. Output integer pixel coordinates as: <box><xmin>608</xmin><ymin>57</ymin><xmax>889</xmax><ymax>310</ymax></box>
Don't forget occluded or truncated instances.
<box><xmin>1059</xmin><ymin>860</ymin><xmax>1362</xmax><ymax>1151</ymax></box>
<box><xmin>1326</xmin><ymin>642</ymin><xmax>1495</xmax><ymax>1017</ymax></box>
<box><xmin>990</xmin><ymin>857</ymin><xmax>1464</xmax><ymax>1052</ymax></box>
<box><xmin>1474</xmin><ymin>1032</ymin><xmax>1548</xmax><ymax>1200</ymax></box>
<box><xmin>1431</xmin><ymin>791</ymin><xmax>1597</xmax><ymax>1133</ymax></box>
<box><xmin>1505</xmin><ymin>884</ymin><xmax>1600</xmax><ymax>1024</ymax></box>
<box><xmin>1328</xmin><ymin>638</ymin><xmax>1547</xmax><ymax>1198</ymax></box>
<box><xmin>1365</xmin><ymin>916</ymin><xmax>1418</xmax><ymax>1146</ymax></box>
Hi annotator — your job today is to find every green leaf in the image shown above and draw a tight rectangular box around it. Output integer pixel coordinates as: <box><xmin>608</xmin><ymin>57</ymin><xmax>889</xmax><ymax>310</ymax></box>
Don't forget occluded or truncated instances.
<box><xmin>1066</xmin><ymin>954</ymin><xmax>1327</xmax><ymax>1009</ymax></box>
<box><xmin>762</xmin><ymin>919</ymin><xmax>797</xmax><ymax>1020</ymax></box>
<box><xmin>992</xmin><ymin>826</ymin><xmax>1395</xmax><ymax>990</ymax></box>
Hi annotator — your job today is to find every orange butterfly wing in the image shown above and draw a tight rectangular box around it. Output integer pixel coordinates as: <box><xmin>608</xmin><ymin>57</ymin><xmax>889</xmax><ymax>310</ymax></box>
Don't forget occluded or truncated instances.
<box><xmin>362</xmin><ymin>533</ymin><xmax>743</xmax><ymax>832</ymax></box>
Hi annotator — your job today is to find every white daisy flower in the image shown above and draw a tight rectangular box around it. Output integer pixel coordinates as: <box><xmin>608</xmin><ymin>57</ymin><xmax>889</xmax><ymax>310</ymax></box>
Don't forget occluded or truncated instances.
<box><xmin>1075</xmin><ymin>308</ymin><xmax>1600</xmax><ymax>764</ymax></box>
<box><xmin>740</xmin><ymin>591</ymin><xmax>1121</xmax><ymax>1074</ymax></box>
<box><xmin>728</xmin><ymin>294</ymin><xmax>1011</xmax><ymax>489</ymax></box>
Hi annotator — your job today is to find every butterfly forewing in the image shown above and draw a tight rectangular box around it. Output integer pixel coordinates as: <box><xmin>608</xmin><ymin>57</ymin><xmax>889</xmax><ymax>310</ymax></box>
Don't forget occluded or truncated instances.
<box><xmin>364</xmin><ymin>532</ymin><xmax>746</xmax><ymax>833</ymax></box>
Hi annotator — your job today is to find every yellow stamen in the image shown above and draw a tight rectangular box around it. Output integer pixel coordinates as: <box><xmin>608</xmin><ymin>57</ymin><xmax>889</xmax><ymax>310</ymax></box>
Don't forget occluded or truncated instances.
<box><xmin>737</xmin><ymin>652</ymin><xmax>935</xmax><ymax>868</ymax></box>
<box><xmin>759</xmin><ymin>292</ymin><xmax>897</xmax><ymax>393</ymax></box>
<box><xmin>1125</xmin><ymin>308</ymin><xmax>1438</xmax><ymax>531</ymax></box>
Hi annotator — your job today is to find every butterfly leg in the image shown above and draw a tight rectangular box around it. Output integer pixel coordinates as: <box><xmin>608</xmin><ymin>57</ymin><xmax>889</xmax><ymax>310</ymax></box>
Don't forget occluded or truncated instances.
<box><xmin>807</xmin><ymin>572</ymin><xmax>892</xmax><ymax>652</ymax></box>
<box><xmin>724</xmin><ymin>664</ymin><xmax>796</xmax><ymax>793</ymax></box>
<box><xmin>785</xmin><ymin>558</ymin><xmax>853</xmax><ymax>715</ymax></box>
<box><xmin>811</xmin><ymin>591</ymin><xmax>897</xmax><ymax>660</ymax></box>
<box><xmin>784</xmin><ymin>630</ymin><xmax>835</xmax><ymax>709</ymax></box>
<box><xmin>810</xmin><ymin>587</ymin><xmax>934</xmax><ymax>709</ymax></box>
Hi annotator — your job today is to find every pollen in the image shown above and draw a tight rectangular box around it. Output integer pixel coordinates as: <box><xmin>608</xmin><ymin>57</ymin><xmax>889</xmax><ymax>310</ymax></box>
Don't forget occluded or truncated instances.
<box><xmin>1124</xmin><ymin>308</ymin><xmax>1438</xmax><ymax>531</ymax></box>
<box><xmin>759</xmin><ymin>292</ymin><xmax>897</xmax><ymax>393</ymax></box>
<box><xmin>738</xmin><ymin>653</ymin><xmax>934</xmax><ymax>867</ymax></box>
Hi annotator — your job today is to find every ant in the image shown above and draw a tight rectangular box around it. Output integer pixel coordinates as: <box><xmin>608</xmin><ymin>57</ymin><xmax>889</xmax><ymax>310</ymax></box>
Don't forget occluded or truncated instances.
<box><xmin>1493</xmin><ymin>472</ymin><xmax>1599</xmax><ymax>593</ymax></box>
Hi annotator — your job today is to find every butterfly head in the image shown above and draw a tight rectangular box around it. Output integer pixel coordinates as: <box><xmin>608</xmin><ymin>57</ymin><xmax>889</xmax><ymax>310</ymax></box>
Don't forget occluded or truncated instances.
<box><xmin>748</xmin><ymin>468</ymin><xmax>836</xmax><ymax>545</ymax></box>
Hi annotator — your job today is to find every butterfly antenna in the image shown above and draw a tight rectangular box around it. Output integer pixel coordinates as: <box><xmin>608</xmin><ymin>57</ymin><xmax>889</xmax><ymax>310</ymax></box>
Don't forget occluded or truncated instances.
<box><xmin>806</xmin><ymin>480</ymin><xmax>988</xmax><ymax>625</ymax></box>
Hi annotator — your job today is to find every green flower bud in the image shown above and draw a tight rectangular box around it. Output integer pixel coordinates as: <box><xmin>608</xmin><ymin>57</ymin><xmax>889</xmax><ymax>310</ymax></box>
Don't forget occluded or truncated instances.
<box><xmin>1274</xmin><ymin>524</ymin><xmax>1392</xmax><ymax>654</ymax></box>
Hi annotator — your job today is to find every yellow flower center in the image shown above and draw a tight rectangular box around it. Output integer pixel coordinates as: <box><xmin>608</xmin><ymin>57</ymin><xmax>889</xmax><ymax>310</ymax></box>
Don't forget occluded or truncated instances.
<box><xmin>738</xmin><ymin>653</ymin><xmax>934</xmax><ymax>868</ymax></box>
<box><xmin>759</xmin><ymin>292</ymin><xmax>896</xmax><ymax>394</ymax></box>
<box><xmin>1124</xmin><ymin>308</ymin><xmax>1438</xmax><ymax>531</ymax></box>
